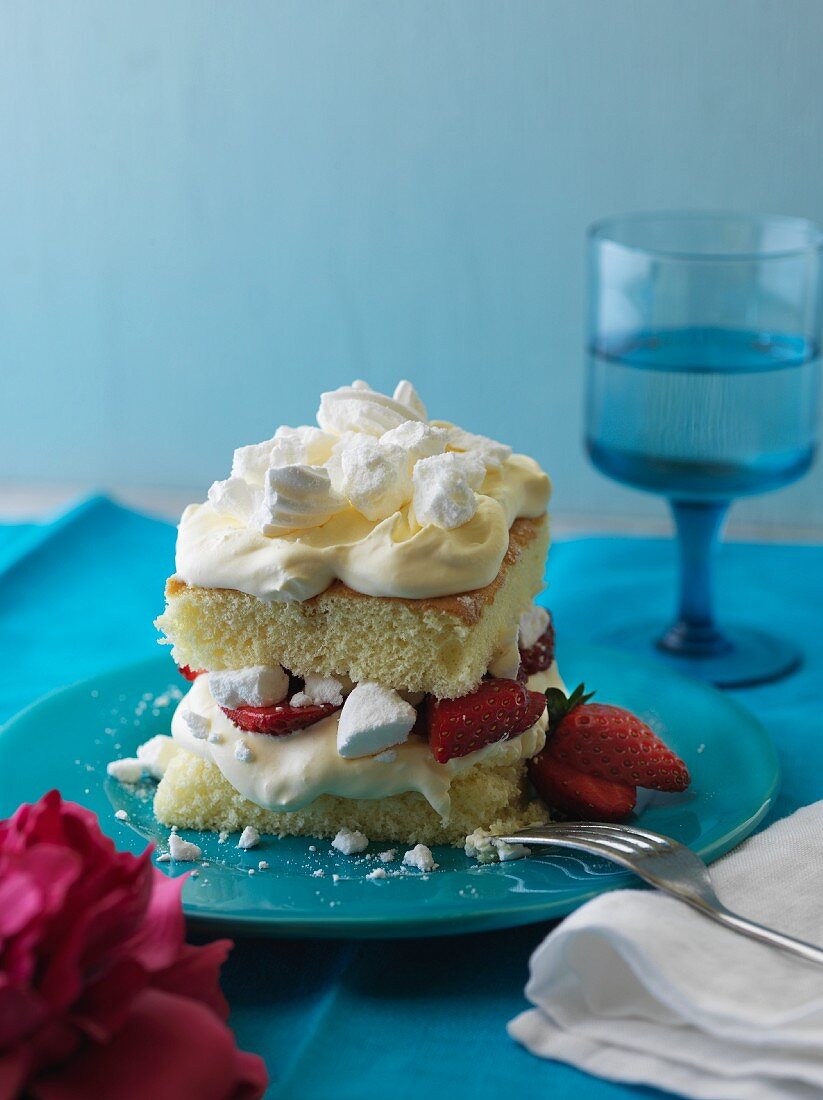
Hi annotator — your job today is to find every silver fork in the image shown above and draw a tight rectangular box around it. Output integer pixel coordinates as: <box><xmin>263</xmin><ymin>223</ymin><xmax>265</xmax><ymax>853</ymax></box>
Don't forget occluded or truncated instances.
<box><xmin>500</xmin><ymin>821</ymin><xmax>823</xmax><ymax>968</ymax></box>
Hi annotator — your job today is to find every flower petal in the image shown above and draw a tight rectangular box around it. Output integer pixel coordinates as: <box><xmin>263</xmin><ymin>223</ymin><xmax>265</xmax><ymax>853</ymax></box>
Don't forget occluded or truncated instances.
<box><xmin>28</xmin><ymin>988</ymin><xmax>268</xmax><ymax>1100</ymax></box>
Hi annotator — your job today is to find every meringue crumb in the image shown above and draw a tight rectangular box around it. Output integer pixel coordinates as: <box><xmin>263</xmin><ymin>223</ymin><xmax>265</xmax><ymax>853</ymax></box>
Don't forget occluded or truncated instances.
<box><xmin>378</xmin><ymin>849</ymin><xmax>397</xmax><ymax>863</ymax></box>
<box><xmin>331</xmin><ymin>828</ymin><xmax>369</xmax><ymax>855</ymax></box>
<box><xmin>366</xmin><ymin>867</ymin><xmax>387</xmax><ymax>880</ymax></box>
<box><xmin>308</xmin><ymin>844</ymin><xmax>317</xmax><ymax>852</ymax></box>
<box><xmin>312</xmin><ymin>869</ymin><xmax>325</xmax><ymax>878</ymax></box>
<box><xmin>168</xmin><ymin>832</ymin><xmax>203</xmax><ymax>862</ymax></box>
<box><xmin>156</xmin><ymin>853</ymin><xmax>171</xmax><ymax>863</ymax></box>
<box><xmin>402</xmin><ymin>844</ymin><xmax>438</xmax><ymax>872</ymax></box>
<box><xmin>114</xmin><ymin>809</ymin><xmax>129</xmax><ymax>821</ymax></box>
<box><xmin>106</xmin><ymin>758</ymin><xmax>144</xmax><ymax>783</ymax></box>
<box><xmin>238</xmin><ymin>825</ymin><xmax>260</xmax><ymax>850</ymax></box>
<box><xmin>258</xmin><ymin>860</ymin><xmax>269</xmax><ymax>871</ymax></box>
<box><xmin>332</xmin><ymin>874</ymin><xmax>341</xmax><ymax>883</ymax></box>
<box><xmin>464</xmin><ymin>828</ymin><xmax>530</xmax><ymax>863</ymax></box>
<box><xmin>234</xmin><ymin>739</ymin><xmax>254</xmax><ymax>763</ymax></box>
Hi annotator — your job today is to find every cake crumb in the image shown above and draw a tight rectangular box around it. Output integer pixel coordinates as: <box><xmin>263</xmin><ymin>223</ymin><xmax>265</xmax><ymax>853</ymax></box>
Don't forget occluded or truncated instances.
<box><xmin>169</xmin><ymin>833</ymin><xmax>203</xmax><ymax>862</ymax></box>
<box><xmin>403</xmin><ymin>844</ymin><xmax>438</xmax><ymax>872</ymax></box>
<box><xmin>238</xmin><ymin>825</ymin><xmax>260</xmax><ymax>850</ymax></box>
<box><xmin>218</xmin><ymin>831</ymin><xmax>230</xmax><ymax>844</ymax></box>
<box><xmin>114</xmin><ymin>809</ymin><xmax>129</xmax><ymax>821</ymax></box>
<box><xmin>332</xmin><ymin>828</ymin><xmax>369</xmax><ymax>855</ymax></box>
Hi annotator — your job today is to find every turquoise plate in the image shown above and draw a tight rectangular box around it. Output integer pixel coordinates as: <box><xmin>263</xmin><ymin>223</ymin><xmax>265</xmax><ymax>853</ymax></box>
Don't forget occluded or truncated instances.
<box><xmin>0</xmin><ymin>640</ymin><xmax>778</xmax><ymax>938</ymax></box>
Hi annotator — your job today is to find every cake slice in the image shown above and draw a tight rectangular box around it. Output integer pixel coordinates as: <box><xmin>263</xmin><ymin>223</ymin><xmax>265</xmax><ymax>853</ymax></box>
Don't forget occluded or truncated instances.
<box><xmin>150</xmin><ymin>379</ymin><xmax>561</xmax><ymax>847</ymax></box>
<box><xmin>157</xmin><ymin>515</ymin><xmax>548</xmax><ymax>700</ymax></box>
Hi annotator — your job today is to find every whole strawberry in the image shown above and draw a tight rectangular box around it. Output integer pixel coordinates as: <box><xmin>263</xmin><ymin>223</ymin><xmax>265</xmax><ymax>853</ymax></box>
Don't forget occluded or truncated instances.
<box><xmin>528</xmin><ymin>683</ymin><xmax>690</xmax><ymax>822</ymax></box>
<box><xmin>545</xmin><ymin>684</ymin><xmax>690</xmax><ymax>792</ymax></box>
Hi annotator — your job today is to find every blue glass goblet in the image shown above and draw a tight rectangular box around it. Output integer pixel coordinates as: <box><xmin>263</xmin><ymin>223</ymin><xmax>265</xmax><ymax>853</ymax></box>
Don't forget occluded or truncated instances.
<box><xmin>586</xmin><ymin>211</ymin><xmax>822</xmax><ymax>687</ymax></box>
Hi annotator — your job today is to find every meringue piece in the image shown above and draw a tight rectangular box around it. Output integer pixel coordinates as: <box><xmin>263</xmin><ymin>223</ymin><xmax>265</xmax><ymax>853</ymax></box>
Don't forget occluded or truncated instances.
<box><xmin>231</xmin><ymin>439</ymin><xmax>275</xmax><ymax>485</ymax></box>
<box><xmin>403</xmin><ymin>844</ymin><xmax>438</xmax><ymax>872</ymax></box>
<box><xmin>257</xmin><ymin>464</ymin><xmax>345</xmax><ymax>535</ymax></box>
<box><xmin>325</xmin><ymin>432</ymin><xmax>361</xmax><ymax>494</ymax></box>
<box><xmin>237</xmin><ymin>825</ymin><xmax>260</xmax><ymax>849</ymax></box>
<box><xmin>412</xmin><ymin>452</ymin><xmax>478</xmax><ymax>530</ymax></box>
<box><xmin>136</xmin><ymin>734</ymin><xmax>179</xmax><ymax>779</ymax></box>
<box><xmin>300</xmin><ymin>673</ymin><xmax>347</xmax><ymax>707</ymax></box>
<box><xmin>488</xmin><ymin>629</ymin><xmax>522</xmax><ymax>679</ymax></box>
<box><xmin>379</xmin><ymin>421</ymin><xmax>449</xmax><ymax>467</ymax></box>
<box><xmin>340</xmin><ymin>440</ymin><xmax>413</xmax><ymax>521</ymax></box>
<box><xmin>317</xmin><ymin>381</ymin><xmax>427</xmax><ymax>437</ymax></box>
<box><xmin>332</xmin><ymin>828</ymin><xmax>369</xmax><ymax>855</ymax></box>
<box><xmin>392</xmin><ymin>379</ymin><xmax>428</xmax><ymax>420</ymax></box>
<box><xmin>168</xmin><ymin>832</ymin><xmax>202</xmax><ymax>862</ymax></box>
<box><xmin>181</xmin><ymin>707</ymin><xmax>210</xmax><ymax>740</ymax></box>
<box><xmin>495</xmin><ymin>838</ymin><xmax>531</xmax><ymax>861</ymax></box>
<box><xmin>519</xmin><ymin>603</ymin><xmax>550</xmax><ymax>649</ymax></box>
<box><xmin>106</xmin><ymin>758</ymin><xmax>144</xmax><ymax>783</ymax></box>
<box><xmin>445</xmin><ymin>425</ymin><xmax>513</xmax><ymax>470</ymax></box>
<box><xmin>269</xmin><ymin>425</ymin><xmax>336</xmax><ymax>468</ymax></box>
<box><xmin>208</xmin><ymin>477</ymin><xmax>260</xmax><ymax>524</ymax></box>
<box><xmin>336</xmin><ymin>682</ymin><xmax>417</xmax><ymax>759</ymax></box>
<box><xmin>208</xmin><ymin>666</ymin><xmax>289</xmax><ymax>709</ymax></box>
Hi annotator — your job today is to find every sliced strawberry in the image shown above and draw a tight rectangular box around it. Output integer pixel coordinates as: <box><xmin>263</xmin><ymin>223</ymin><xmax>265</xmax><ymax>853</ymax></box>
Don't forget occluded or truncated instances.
<box><xmin>426</xmin><ymin>678</ymin><xmax>546</xmax><ymax>764</ymax></box>
<box><xmin>220</xmin><ymin>701</ymin><xmax>340</xmax><ymax>736</ymax></box>
<box><xmin>529</xmin><ymin>753</ymin><xmax>637</xmax><ymax>821</ymax></box>
<box><xmin>178</xmin><ymin>665</ymin><xmax>205</xmax><ymax>681</ymax></box>
<box><xmin>545</xmin><ymin>684</ymin><xmax>690</xmax><ymax>793</ymax></box>
<box><xmin>519</xmin><ymin>614</ymin><xmax>556</xmax><ymax>675</ymax></box>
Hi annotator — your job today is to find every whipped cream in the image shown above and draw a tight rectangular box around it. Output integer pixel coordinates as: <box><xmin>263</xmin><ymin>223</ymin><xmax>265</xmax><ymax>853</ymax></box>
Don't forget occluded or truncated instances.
<box><xmin>176</xmin><ymin>379</ymin><xmax>550</xmax><ymax>602</ymax></box>
<box><xmin>169</xmin><ymin>664</ymin><xmax>563</xmax><ymax>821</ymax></box>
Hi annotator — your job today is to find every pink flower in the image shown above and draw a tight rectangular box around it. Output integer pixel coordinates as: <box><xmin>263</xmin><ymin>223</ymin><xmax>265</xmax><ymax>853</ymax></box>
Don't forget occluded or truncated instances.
<box><xmin>0</xmin><ymin>791</ymin><xmax>268</xmax><ymax>1100</ymax></box>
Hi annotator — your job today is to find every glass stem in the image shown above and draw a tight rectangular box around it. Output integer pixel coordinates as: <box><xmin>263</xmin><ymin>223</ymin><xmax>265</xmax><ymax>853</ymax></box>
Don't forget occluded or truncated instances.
<box><xmin>658</xmin><ymin>500</ymin><xmax>732</xmax><ymax>658</ymax></box>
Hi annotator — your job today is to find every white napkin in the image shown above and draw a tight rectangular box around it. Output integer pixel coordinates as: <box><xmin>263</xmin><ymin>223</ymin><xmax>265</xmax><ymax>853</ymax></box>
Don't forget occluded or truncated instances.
<box><xmin>509</xmin><ymin>802</ymin><xmax>823</xmax><ymax>1100</ymax></box>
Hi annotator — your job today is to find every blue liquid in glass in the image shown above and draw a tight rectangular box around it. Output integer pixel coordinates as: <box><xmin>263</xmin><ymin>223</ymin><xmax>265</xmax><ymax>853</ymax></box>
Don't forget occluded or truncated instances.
<box><xmin>586</xmin><ymin>327</ymin><xmax>820</xmax><ymax>499</ymax></box>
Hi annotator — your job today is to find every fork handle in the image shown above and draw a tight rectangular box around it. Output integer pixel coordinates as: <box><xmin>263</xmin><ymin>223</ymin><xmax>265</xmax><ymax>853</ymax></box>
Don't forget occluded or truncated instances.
<box><xmin>680</xmin><ymin>895</ymin><xmax>823</xmax><ymax>968</ymax></box>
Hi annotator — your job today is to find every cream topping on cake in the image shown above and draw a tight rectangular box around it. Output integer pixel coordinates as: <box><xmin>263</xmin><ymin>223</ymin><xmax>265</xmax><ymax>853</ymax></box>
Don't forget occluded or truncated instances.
<box><xmin>169</xmin><ymin>666</ymin><xmax>562</xmax><ymax>821</ymax></box>
<box><xmin>175</xmin><ymin>380</ymin><xmax>550</xmax><ymax>602</ymax></box>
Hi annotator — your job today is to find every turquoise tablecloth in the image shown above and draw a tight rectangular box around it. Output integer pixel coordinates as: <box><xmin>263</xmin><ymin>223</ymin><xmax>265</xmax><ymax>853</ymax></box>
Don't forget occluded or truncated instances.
<box><xmin>2</xmin><ymin>495</ymin><xmax>822</xmax><ymax>1100</ymax></box>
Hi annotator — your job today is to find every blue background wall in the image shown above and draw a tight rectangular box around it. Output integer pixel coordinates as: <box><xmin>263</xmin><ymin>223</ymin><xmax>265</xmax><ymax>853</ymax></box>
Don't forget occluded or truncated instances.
<box><xmin>2</xmin><ymin>1</ymin><xmax>823</xmax><ymax>529</ymax></box>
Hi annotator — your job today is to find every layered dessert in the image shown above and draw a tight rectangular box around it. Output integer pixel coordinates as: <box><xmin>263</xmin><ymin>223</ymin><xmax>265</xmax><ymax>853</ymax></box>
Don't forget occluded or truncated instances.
<box><xmin>152</xmin><ymin>379</ymin><xmax>563</xmax><ymax>845</ymax></box>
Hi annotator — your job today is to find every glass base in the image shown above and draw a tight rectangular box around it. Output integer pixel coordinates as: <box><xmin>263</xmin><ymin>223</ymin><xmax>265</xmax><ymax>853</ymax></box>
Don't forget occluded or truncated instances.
<box><xmin>596</xmin><ymin>622</ymin><xmax>802</xmax><ymax>689</ymax></box>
